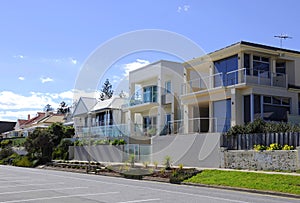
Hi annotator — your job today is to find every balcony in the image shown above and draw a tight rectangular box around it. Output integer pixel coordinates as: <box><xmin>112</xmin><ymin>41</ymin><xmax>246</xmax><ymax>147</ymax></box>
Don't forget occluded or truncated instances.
<box><xmin>128</xmin><ymin>87</ymin><xmax>158</xmax><ymax>110</ymax></box>
<box><xmin>81</xmin><ymin>124</ymin><xmax>129</xmax><ymax>138</ymax></box>
<box><xmin>182</xmin><ymin>68</ymin><xmax>287</xmax><ymax>95</ymax></box>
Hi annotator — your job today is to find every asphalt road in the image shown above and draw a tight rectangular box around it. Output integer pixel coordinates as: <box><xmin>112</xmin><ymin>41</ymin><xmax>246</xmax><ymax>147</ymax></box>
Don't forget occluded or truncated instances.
<box><xmin>0</xmin><ymin>165</ymin><xmax>298</xmax><ymax>203</ymax></box>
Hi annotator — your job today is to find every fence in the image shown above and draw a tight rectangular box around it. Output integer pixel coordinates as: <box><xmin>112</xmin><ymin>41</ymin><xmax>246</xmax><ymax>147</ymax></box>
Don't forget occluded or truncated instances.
<box><xmin>221</xmin><ymin>132</ymin><xmax>300</xmax><ymax>150</ymax></box>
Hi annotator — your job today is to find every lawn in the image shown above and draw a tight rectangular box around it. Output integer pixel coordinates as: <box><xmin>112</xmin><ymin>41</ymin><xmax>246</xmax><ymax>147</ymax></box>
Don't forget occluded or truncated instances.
<box><xmin>184</xmin><ymin>170</ymin><xmax>300</xmax><ymax>195</ymax></box>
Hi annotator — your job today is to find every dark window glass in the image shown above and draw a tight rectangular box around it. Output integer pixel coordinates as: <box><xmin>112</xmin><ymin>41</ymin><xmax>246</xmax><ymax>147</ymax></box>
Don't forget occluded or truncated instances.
<box><xmin>214</xmin><ymin>55</ymin><xmax>238</xmax><ymax>86</ymax></box>
<box><xmin>263</xmin><ymin>96</ymin><xmax>272</xmax><ymax>104</ymax></box>
<box><xmin>253</xmin><ymin>55</ymin><xmax>270</xmax><ymax>77</ymax></box>
<box><xmin>263</xmin><ymin>105</ymin><xmax>289</xmax><ymax>122</ymax></box>
<box><xmin>282</xmin><ymin>98</ymin><xmax>290</xmax><ymax>106</ymax></box>
<box><xmin>273</xmin><ymin>97</ymin><xmax>281</xmax><ymax>105</ymax></box>
<box><xmin>244</xmin><ymin>95</ymin><xmax>251</xmax><ymax>124</ymax></box>
<box><xmin>276</xmin><ymin>62</ymin><xmax>286</xmax><ymax>74</ymax></box>
<box><xmin>254</xmin><ymin>95</ymin><xmax>261</xmax><ymax>119</ymax></box>
<box><xmin>244</xmin><ymin>54</ymin><xmax>250</xmax><ymax>75</ymax></box>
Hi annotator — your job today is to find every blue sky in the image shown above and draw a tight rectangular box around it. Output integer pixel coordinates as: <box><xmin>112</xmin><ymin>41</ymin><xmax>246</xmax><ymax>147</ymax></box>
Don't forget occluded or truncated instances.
<box><xmin>0</xmin><ymin>0</ymin><xmax>300</xmax><ymax>121</ymax></box>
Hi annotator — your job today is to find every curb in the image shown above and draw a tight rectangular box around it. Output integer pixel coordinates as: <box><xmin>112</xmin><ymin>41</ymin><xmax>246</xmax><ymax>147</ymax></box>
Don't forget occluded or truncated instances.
<box><xmin>182</xmin><ymin>182</ymin><xmax>300</xmax><ymax>199</ymax></box>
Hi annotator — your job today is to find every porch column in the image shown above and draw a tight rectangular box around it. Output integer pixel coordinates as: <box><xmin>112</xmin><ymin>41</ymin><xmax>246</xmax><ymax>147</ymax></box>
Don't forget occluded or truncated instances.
<box><xmin>128</xmin><ymin>110</ymin><xmax>135</xmax><ymax>136</ymax></box>
<box><xmin>250</xmin><ymin>94</ymin><xmax>254</xmax><ymax>122</ymax></box>
<box><xmin>231</xmin><ymin>89</ymin><xmax>236</xmax><ymax>127</ymax></box>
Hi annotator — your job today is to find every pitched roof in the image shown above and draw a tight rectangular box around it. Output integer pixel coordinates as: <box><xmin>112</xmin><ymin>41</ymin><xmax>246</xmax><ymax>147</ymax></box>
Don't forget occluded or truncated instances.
<box><xmin>91</xmin><ymin>97</ymin><xmax>126</xmax><ymax>112</ymax></box>
<box><xmin>21</xmin><ymin>112</ymin><xmax>46</xmax><ymax>127</ymax></box>
<box><xmin>37</xmin><ymin>114</ymin><xmax>65</xmax><ymax>124</ymax></box>
<box><xmin>72</xmin><ymin>97</ymin><xmax>97</xmax><ymax>117</ymax></box>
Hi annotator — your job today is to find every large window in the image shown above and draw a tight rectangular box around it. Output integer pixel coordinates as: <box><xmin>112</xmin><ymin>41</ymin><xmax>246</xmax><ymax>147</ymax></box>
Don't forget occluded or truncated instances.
<box><xmin>214</xmin><ymin>55</ymin><xmax>238</xmax><ymax>86</ymax></box>
<box><xmin>253</xmin><ymin>55</ymin><xmax>270</xmax><ymax>77</ymax></box>
<box><xmin>143</xmin><ymin>85</ymin><xmax>157</xmax><ymax>103</ymax></box>
<box><xmin>263</xmin><ymin>96</ymin><xmax>290</xmax><ymax>122</ymax></box>
<box><xmin>243</xmin><ymin>94</ymin><xmax>290</xmax><ymax>123</ymax></box>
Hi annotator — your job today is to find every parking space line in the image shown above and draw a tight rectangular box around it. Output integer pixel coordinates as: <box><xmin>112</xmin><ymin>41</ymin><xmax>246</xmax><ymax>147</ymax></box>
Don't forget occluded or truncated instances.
<box><xmin>0</xmin><ymin>186</ymin><xmax>88</xmax><ymax>195</ymax></box>
<box><xmin>0</xmin><ymin>182</ymin><xmax>65</xmax><ymax>189</ymax></box>
<box><xmin>0</xmin><ymin>191</ymin><xmax>119</xmax><ymax>203</ymax></box>
<box><xmin>116</xmin><ymin>199</ymin><xmax>161</xmax><ymax>203</ymax></box>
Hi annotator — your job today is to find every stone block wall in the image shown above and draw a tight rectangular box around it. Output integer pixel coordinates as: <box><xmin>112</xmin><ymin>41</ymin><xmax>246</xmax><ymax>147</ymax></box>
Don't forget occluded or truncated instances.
<box><xmin>222</xmin><ymin>148</ymin><xmax>300</xmax><ymax>171</ymax></box>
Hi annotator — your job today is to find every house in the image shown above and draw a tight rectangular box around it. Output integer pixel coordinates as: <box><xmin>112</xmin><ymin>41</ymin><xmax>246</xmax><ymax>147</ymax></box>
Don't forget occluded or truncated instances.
<box><xmin>13</xmin><ymin>112</ymin><xmax>67</xmax><ymax>137</ymax></box>
<box><xmin>72</xmin><ymin>97</ymin><xmax>97</xmax><ymax>137</ymax></box>
<box><xmin>72</xmin><ymin>96</ymin><xmax>129</xmax><ymax>138</ymax></box>
<box><xmin>127</xmin><ymin>60</ymin><xmax>184</xmax><ymax>136</ymax></box>
<box><xmin>85</xmin><ymin>96</ymin><xmax>128</xmax><ymax>137</ymax></box>
<box><xmin>181</xmin><ymin>41</ymin><xmax>300</xmax><ymax>133</ymax></box>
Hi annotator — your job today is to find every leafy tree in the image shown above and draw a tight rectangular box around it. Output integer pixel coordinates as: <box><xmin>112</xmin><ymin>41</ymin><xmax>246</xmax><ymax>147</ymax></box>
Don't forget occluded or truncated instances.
<box><xmin>99</xmin><ymin>79</ymin><xmax>114</xmax><ymax>101</ymax></box>
<box><xmin>44</xmin><ymin>104</ymin><xmax>54</xmax><ymax>112</ymax></box>
<box><xmin>24</xmin><ymin>123</ymin><xmax>75</xmax><ymax>164</ymax></box>
<box><xmin>57</xmin><ymin>101</ymin><xmax>70</xmax><ymax>114</ymax></box>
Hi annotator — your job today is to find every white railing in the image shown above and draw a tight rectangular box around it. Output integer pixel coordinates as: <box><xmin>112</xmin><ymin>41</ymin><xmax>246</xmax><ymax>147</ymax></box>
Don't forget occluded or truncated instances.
<box><xmin>81</xmin><ymin>124</ymin><xmax>129</xmax><ymax>137</ymax></box>
<box><xmin>182</xmin><ymin>68</ymin><xmax>287</xmax><ymax>95</ymax></box>
<box><xmin>168</xmin><ymin>117</ymin><xmax>230</xmax><ymax>133</ymax></box>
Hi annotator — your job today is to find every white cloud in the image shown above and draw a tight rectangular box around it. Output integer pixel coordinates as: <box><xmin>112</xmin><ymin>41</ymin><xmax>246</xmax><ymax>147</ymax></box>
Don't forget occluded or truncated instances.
<box><xmin>18</xmin><ymin>76</ymin><xmax>25</xmax><ymax>81</ymax></box>
<box><xmin>14</xmin><ymin>54</ymin><xmax>25</xmax><ymax>59</ymax></box>
<box><xmin>123</xmin><ymin>59</ymin><xmax>150</xmax><ymax>77</ymax></box>
<box><xmin>0</xmin><ymin>90</ymin><xmax>75</xmax><ymax>121</ymax></box>
<box><xmin>177</xmin><ymin>5</ymin><xmax>190</xmax><ymax>13</ymax></box>
<box><xmin>40</xmin><ymin>77</ymin><xmax>54</xmax><ymax>83</ymax></box>
<box><xmin>69</xmin><ymin>58</ymin><xmax>77</xmax><ymax>65</ymax></box>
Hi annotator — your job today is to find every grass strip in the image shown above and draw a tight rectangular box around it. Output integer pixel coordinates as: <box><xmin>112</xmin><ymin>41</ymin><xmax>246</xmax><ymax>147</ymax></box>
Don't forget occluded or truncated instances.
<box><xmin>184</xmin><ymin>170</ymin><xmax>300</xmax><ymax>195</ymax></box>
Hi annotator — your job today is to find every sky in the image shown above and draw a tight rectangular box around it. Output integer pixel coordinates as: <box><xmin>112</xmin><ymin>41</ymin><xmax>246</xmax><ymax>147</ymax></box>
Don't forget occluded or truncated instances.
<box><xmin>0</xmin><ymin>0</ymin><xmax>300</xmax><ymax>121</ymax></box>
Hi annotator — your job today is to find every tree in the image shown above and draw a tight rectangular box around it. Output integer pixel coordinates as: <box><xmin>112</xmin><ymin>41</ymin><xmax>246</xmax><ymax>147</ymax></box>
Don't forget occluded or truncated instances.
<box><xmin>44</xmin><ymin>104</ymin><xmax>54</xmax><ymax>112</ymax></box>
<box><xmin>99</xmin><ymin>79</ymin><xmax>114</xmax><ymax>101</ymax></box>
<box><xmin>24</xmin><ymin>123</ymin><xmax>74</xmax><ymax>164</ymax></box>
<box><xmin>119</xmin><ymin>90</ymin><xmax>126</xmax><ymax>98</ymax></box>
<box><xmin>57</xmin><ymin>101</ymin><xmax>70</xmax><ymax>114</ymax></box>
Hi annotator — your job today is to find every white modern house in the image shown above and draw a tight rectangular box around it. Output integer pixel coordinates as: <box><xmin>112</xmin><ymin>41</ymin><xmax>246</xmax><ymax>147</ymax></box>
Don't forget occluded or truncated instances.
<box><xmin>181</xmin><ymin>41</ymin><xmax>300</xmax><ymax>133</ymax></box>
<box><xmin>126</xmin><ymin>60</ymin><xmax>184</xmax><ymax>136</ymax></box>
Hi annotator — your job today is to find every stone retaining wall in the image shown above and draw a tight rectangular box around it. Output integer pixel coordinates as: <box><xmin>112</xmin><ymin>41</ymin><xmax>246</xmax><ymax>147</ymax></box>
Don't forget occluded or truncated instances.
<box><xmin>221</xmin><ymin>147</ymin><xmax>300</xmax><ymax>171</ymax></box>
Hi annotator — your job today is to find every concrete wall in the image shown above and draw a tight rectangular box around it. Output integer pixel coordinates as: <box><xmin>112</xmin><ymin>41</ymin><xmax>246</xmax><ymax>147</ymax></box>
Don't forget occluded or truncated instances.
<box><xmin>71</xmin><ymin>133</ymin><xmax>222</xmax><ymax>168</ymax></box>
<box><xmin>72</xmin><ymin>145</ymin><xmax>124</xmax><ymax>162</ymax></box>
<box><xmin>151</xmin><ymin>133</ymin><xmax>221</xmax><ymax>168</ymax></box>
<box><xmin>221</xmin><ymin>148</ymin><xmax>300</xmax><ymax>171</ymax></box>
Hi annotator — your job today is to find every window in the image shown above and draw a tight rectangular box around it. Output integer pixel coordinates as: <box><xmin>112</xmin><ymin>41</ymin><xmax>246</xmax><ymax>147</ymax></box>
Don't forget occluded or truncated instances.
<box><xmin>263</xmin><ymin>95</ymin><xmax>290</xmax><ymax>122</ymax></box>
<box><xmin>214</xmin><ymin>55</ymin><xmax>238</xmax><ymax>86</ymax></box>
<box><xmin>244</xmin><ymin>53</ymin><xmax>250</xmax><ymax>75</ymax></box>
<box><xmin>276</xmin><ymin>62</ymin><xmax>286</xmax><ymax>75</ymax></box>
<box><xmin>165</xmin><ymin>81</ymin><xmax>171</xmax><ymax>94</ymax></box>
<box><xmin>143</xmin><ymin>86</ymin><xmax>157</xmax><ymax>103</ymax></box>
<box><xmin>253</xmin><ymin>55</ymin><xmax>270</xmax><ymax>77</ymax></box>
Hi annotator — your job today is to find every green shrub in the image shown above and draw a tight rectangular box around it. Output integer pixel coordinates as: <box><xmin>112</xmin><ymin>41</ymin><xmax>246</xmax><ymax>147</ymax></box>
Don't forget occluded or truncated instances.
<box><xmin>164</xmin><ymin>156</ymin><xmax>172</xmax><ymax>170</ymax></box>
<box><xmin>13</xmin><ymin>156</ymin><xmax>33</xmax><ymax>167</ymax></box>
<box><xmin>0</xmin><ymin>147</ymin><xmax>14</xmax><ymax>160</ymax></box>
<box><xmin>1</xmin><ymin>139</ymin><xmax>12</xmax><ymax>148</ymax></box>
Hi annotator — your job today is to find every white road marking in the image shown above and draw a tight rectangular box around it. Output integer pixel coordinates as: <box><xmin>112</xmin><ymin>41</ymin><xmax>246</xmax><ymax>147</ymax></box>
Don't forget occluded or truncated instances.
<box><xmin>0</xmin><ymin>167</ymin><xmax>250</xmax><ymax>203</ymax></box>
<box><xmin>0</xmin><ymin>182</ymin><xmax>65</xmax><ymax>189</ymax></box>
<box><xmin>0</xmin><ymin>191</ymin><xmax>119</xmax><ymax>203</ymax></box>
<box><xmin>116</xmin><ymin>199</ymin><xmax>161</xmax><ymax>203</ymax></box>
<box><xmin>0</xmin><ymin>186</ymin><xmax>88</xmax><ymax>195</ymax></box>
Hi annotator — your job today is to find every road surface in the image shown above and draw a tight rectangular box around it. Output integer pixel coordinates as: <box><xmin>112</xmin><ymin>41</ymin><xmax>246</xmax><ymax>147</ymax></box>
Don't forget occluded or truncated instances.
<box><xmin>0</xmin><ymin>165</ymin><xmax>298</xmax><ymax>203</ymax></box>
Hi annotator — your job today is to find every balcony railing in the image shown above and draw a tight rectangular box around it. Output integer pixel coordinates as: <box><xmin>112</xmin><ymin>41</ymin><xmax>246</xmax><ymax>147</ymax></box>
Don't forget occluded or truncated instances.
<box><xmin>81</xmin><ymin>124</ymin><xmax>129</xmax><ymax>138</ymax></box>
<box><xmin>182</xmin><ymin>68</ymin><xmax>287</xmax><ymax>95</ymax></box>
<box><xmin>130</xmin><ymin>92</ymin><xmax>158</xmax><ymax>106</ymax></box>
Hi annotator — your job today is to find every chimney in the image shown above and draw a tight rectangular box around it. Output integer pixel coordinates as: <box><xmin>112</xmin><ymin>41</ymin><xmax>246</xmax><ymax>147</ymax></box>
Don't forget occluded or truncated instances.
<box><xmin>28</xmin><ymin>114</ymin><xmax>30</xmax><ymax>120</ymax></box>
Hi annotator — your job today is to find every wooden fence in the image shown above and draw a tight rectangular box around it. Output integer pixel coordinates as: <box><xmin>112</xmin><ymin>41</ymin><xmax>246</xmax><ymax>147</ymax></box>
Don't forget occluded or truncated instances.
<box><xmin>221</xmin><ymin>132</ymin><xmax>300</xmax><ymax>150</ymax></box>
